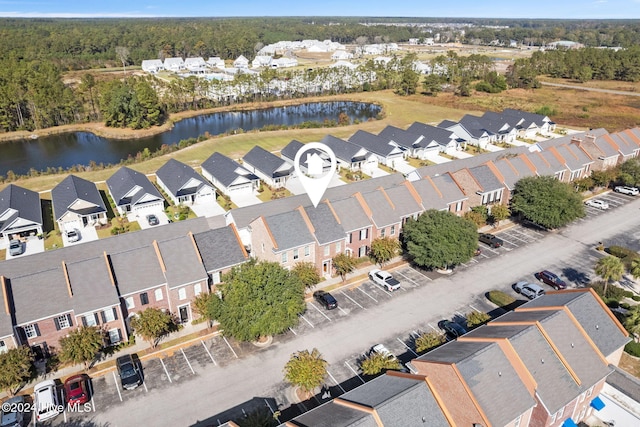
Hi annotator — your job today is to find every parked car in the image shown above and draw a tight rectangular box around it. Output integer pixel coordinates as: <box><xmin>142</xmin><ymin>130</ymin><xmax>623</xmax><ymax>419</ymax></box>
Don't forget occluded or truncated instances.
<box><xmin>65</xmin><ymin>228</ymin><xmax>80</xmax><ymax>243</ymax></box>
<box><xmin>34</xmin><ymin>380</ymin><xmax>62</xmax><ymax>422</ymax></box>
<box><xmin>371</xmin><ymin>343</ymin><xmax>397</xmax><ymax>360</ymax></box>
<box><xmin>584</xmin><ymin>199</ymin><xmax>609</xmax><ymax>210</ymax></box>
<box><xmin>369</xmin><ymin>269</ymin><xmax>401</xmax><ymax>291</ymax></box>
<box><xmin>64</xmin><ymin>374</ymin><xmax>90</xmax><ymax>406</ymax></box>
<box><xmin>535</xmin><ymin>270</ymin><xmax>567</xmax><ymax>290</ymax></box>
<box><xmin>8</xmin><ymin>240</ymin><xmax>23</xmax><ymax>256</ymax></box>
<box><xmin>116</xmin><ymin>354</ymin><xmax>142</xmax><ymax>391</ymax></box>
<box><xmin>478</xmin><ymin>233</ymin><xmax>503</xmax><ymax>248</ymax></box>
<box><xmin>146</xmin><ymin>214</ymin><xmax>159</xmax><ymax>226</ymax></box>
<box><xmin>513</xmin><ymin>281</ymin><xmax>546</xmax><ymax>300</ymax></box>
<box><xmin>1</xmin><ymin>395</ymin><xmax>27</xmax><ymax>427</ymax></box>
<box><xmin>313</xmin><ymin>290</ymin><xmax>338</xmax><ymax>310</ymax></box>
<box><xmin>614</xmin><ymin>186</ymin><xmax>639</xmax><ymax>196</ymax></box>
<box><xmin>438</xmin><ymin>320</ymin><xmax>468</xmax><ymax>338</ymax></box>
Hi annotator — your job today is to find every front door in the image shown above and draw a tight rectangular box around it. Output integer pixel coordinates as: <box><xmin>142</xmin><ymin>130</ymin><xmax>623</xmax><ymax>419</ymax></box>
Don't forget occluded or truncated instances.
<box><xmin>179</xmin><ymin>306</ymin><xmax>189</xmax><ymax>323</ymax></box>
<box><xmin>322</xmin><ymin>260</ymin><xmax>331</xmax><ymax>276</ymax></box>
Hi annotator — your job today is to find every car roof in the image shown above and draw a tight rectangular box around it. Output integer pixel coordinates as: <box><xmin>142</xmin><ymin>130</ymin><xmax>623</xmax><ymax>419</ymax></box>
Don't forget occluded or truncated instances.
<box><xmin>524</xmin><ymin>283</ymin><xmax>545</xmax><ymax>292</ymax></box>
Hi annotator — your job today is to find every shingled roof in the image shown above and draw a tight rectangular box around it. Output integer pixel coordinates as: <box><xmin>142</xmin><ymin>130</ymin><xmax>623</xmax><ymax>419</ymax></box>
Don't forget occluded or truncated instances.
<box><xmin>51</xmin><ymin>175</ymin><xmax>106</xmax><ymax>221</ymax></box>
<box><xmin>0</xmin><ymin>184</ymin><xmax>43</xmax><ymax>234</ymax></box>
<box><xmin>106</xmin><ymin>167</ymin><xmax>163</xmax><ymax>208</ymax></box>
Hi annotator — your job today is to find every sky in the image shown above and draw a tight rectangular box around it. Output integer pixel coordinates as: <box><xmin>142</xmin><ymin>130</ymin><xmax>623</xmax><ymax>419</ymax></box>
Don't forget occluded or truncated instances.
<box><xmin>0</xmin><ymin>0</ymin><xmax>639</xmax><ymax>19</ymax></box>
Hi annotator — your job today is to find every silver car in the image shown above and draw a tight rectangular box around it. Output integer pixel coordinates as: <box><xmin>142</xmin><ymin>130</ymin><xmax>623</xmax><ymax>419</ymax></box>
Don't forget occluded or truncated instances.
<box><xmin>584</xmin><ymin>199</ymin><xmax>609</xmax><ymax>210</ymax></box>
<box><xmin>513</xmin><ymin>281</ymin><xmax>546</xmax><ymax>300</ymax></box>
<box><xmin>65</xmin><ymin>228</ymin><xmax>81</xmax><ymax>243</ymax></box>
<box><xmin>8</xmin><ymin>240</ymin><xmax>23</xmax><ymax>256</ymax></box>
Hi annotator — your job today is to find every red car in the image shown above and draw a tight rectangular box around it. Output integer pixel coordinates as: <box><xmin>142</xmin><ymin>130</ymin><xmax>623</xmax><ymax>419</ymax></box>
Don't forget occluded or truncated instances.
<box><xmin>64</xmin><ymin>374</ymin><xmax>90</xmax><ymax>406</ymax></box>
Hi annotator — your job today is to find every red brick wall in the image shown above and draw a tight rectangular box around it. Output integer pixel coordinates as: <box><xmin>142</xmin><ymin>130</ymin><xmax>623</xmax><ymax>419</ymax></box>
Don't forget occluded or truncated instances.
<box><xmin>20</xmin><ymin>312</ymin><xmax>77</xmax><ymax>353</ymax></box>
<box><xmin>168</xmin><ymin>279</ymin><xmax>208</xmax><ymax>321</ymax></box>
<box><xmin>451</xmin><ymin>170</ymin><xmax>482</xmax><ymax>207</ymax></box>
<box><xmin>0</xmin><ymin>334</ymin><xmax>17</xmax><ymax>351</ymax></box>
<box><xmin>529</xmin><ymin>379</ymin><xmax>605</xmax><ymax>427</ymax></box>
<box><xmin>345</xmin><ymin>227</ymin><xmax>372</xmax><ymax>258</ymax></box>
<box><xmin>121</xmin><ymin>285</ymin><xmax>171</xmax><ymax>318</ymax></box>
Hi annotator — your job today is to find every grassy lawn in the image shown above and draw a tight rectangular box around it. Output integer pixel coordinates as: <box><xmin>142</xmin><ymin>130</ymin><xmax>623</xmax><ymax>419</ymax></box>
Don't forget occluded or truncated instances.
<box><xmin>217</xmin><ymin>195</ymin><xmax>237</xmax><ymax>211</ymax></box>
<box><xmin>378</xmin><ymin>164</ymin><xmax>395</xmax><ymax>174</ymax></box>
<box><xmin>0</xmin><ymin>249</ymin><xmax>5</xmax><ymax>261</ymax></box>
<box><xmin>44</xmin><ymin>230</ymin><xmax>63</xmax><ymax>250</ymax></box>
<box><xmin>96</xmin><ymin>217</ymin><xmax>142</xmax><ymax>239</ymax></box>
<box><xmin>257</xmin><ymin>186</ymin><xmax>292</xmax><ymax>202</ymax></box>
<box><xmin>339</xmin><ymin>169</ymin><xmax>370</xmax><ymax>182</ymax></box>
<box><xmin>165</xmin><ymin>205</ymin><xmax>197</xmax><ymax>221</ymax></box>
<box><xmin>406</xmin><ymin>157</ymin><xmax>433</xmax><ymax>168</ymax></box>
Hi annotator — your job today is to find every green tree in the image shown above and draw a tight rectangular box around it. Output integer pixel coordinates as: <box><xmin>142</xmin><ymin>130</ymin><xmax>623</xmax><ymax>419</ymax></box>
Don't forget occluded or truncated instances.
<box><xmin>415</xmin><ymin>331</ymin><xmax>445</xmax><ymax>353</ymax></box>
<box><xmin>630</xmin><ymin>258</ymin><xmax>640</xmax><ymax>279</ymax></box>
<box><xmin>192</xmin><ymin>292</ymin><xmax>224</xmax><ymax>325</ymax></box>
<box><xmin>0</xmin><ymin>347</ymin><xmax>34</xmax><ymax>396</ymax></box>
<box><xmin>130</xmin><ymin>307</ymin><xmax>174</xmax><ymax>348</ymax></box>
<box><xmin>369</xmin><ymin>237</ymin><xmax>400</xmax><ymax>267</ymax></box>
<box><xmin>490</xmin><ymin>204</ymin><xmax>510</xmax><ymax>224</ymax></box>
<box><xmin>402</xmin><ymin>210</ymin><xmax>478</xmax><ymax>270</ymax></box>
<box><xmin>398</xmin><ymin>67</ymin><xmax>419</xmax><ymax>96</ymax></box>
<box><xmin>618</xmin><ymin>158</ymin><xmax>640</xmax><ymax>186</ymax></box>
<box><xmin>463</xmin><ymin>210</ymin><xmax>486</xmax><ymax>227</ymax></box>
<box><xmin>624</xmin><ymin>306</ymin><xmax>640</xmax><ymax>342</ymax></box>
<box><xmin>332</xmin><ymin>252</ymin><xmax>357</xmax><ymax>282</ymax></box>
<box><xmin>215</xmin><ymin>259</ymin><xmax>305</xmax><ymax>342</ymax></box>
<box><xmin>595</xmin><ymin>256</ymin><xmax>625</xmax><ymax>297</ymax></box>
<box><xmin>283</xmin><ymin>348</ymin><xmax>328</xmax><ymax>397</ymax></box>
<box><xmin>360</xmin><ymin>351</ymin><xmax>402</xmax><ymax>376</ymax></box>
<box><xmin>466</xmin><ymin>311</ymin><xmax>491</xmax><ymax>328</ymax></box>
<box><xmin>291</xmin><ymin>262</ymin><xmax>321</xmax><ymax>289</ymax></box>
<box><xmin>422</xmin><ymin>74</ymin><xmax>443</xmax><ymax>96</ymax></box>
<box><xmin>510</xmin><ymin>176</ymin><xmax>585</xmax><ymax>229</ymax></box>
<box><xmin>59</xmin><ymin>326</ymin><xmax>105</xmax><ymax>371</ymax></box>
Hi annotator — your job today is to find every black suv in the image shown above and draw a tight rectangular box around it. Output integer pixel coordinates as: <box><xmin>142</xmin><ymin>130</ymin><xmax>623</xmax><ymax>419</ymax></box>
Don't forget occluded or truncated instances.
<box><xmin>478</xmin><ymin>233</ymin><xmax>503</xmax><ymax>248</ymax></box>
<box><xmin>535</xmin><ymin>270</ymin><xmax>567</xmax><ymax>290</ymax></box>
<box><xmin>116</xmin><ymin>354</ymin><xmax>142</xmax><ymax>390</ymax></box>
<box><xmin>313</xmin><ymin>290</ymin><xmax>338</xmax><ymax>310</ymax></box>
<box><xmin>438</xmin><ymin>320</ymin><xmax>468</xmax><ymax>338</ymax></box>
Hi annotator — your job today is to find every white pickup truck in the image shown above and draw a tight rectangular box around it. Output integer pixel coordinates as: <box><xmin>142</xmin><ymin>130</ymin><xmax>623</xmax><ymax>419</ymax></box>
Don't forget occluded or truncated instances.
<box><xmin>369</xmin><ymin>269</ymin><xmax>401</xmax><ymax>291</ymax></box>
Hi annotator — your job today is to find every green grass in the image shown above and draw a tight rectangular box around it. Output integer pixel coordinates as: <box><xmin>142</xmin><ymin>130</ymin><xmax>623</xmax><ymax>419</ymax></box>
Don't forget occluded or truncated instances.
<box><xmin>257</xmin><ymin>186</ymin><xmax>292</xmax><ymax>202</ymax></box>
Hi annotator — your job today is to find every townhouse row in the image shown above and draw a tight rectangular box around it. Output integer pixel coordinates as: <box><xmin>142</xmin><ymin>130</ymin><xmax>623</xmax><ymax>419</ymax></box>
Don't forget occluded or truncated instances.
<box><xmin>0</xmin><ymin>218</ymin><xmax>248</xmax><ymax>358</ymax></box>
<box><xmin>285</xmin><ymin>289</ymin><xmax>631</xmax><ymax>427</ymax></box>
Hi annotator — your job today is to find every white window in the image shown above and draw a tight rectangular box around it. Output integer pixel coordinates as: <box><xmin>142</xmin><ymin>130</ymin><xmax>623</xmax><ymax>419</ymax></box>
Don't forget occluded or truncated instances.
<box><xmin>293</xmin><ymin>249</ymin><xmax>299</xmax><ymax>260</ymax></box>
<box><xmin>514</xmin><ymin>415</ymin><xmax>522</xmax><ymax>427</ymax></box>
<box><xmin>304</xmin><ymin>245</ymin><xmax>310</xmax><ymax>257</ymax></box>
<box><xmin>0</xmin><ymin>340</ymin><xmax>7</xmax><ymax>354</ymax></box>
<box><xmin>261</xmin><ymin>243</ymin><xmax>265</xmax><ymax>253</ymax></box>
<box><xmin>336</xmin><ymin>241</ymin><xmax>341</xmax><ymax>252</ymax></box>
<box><xmin>103</xmin><ymin>308</ymin><xmax>115</xmax><ymax>322</ymax></box>
<box><xmin>178</xmin><ymin>288</ymin><xmax>187</xmax><ymax>300</ymax></box>
<box><xmin>586</xmin><ymin>386</ymin><xmax>594</xmax><ymax>397</ymax></box>
<box><xmin>380</xmin><ymin>228</ymin><xmax>386</xmax><ymax>238</ymax></box>
<box><xmin>57</xmin><ymin>315</ymin><xmax>71</xmax><ymax>329</ymax></box>
<box><xmin>125</xmin><ymin>296</ymin><xmax>135</xmax><ymax>309</ymax></box>
<box><xmin>324</xmin><ymin>245</ymin><xmax>330</xmax><ymax>256</ymax></box>
<box><xmin>281</xmin><ymin>252</ymin><xmax>288</xmax><ymax>263</ymax></box>
<box><xmin>360</xmin><ymin>229</ymin><xmax>368</xmax><ymax>240</ymax></box>
<box><xmin>359</xmin><ymin>246</ymin><xmax>367</xmax><ymax>257</ymax></box>
<box><xmin>24</xmin><ymin>324</ymin><xmax>38</xmax><ymax>339</ymax></box>
<box><xmin>194</xmin><ymin>283</ymin><xmax>202</xmax><ymax>296</ymax></box>
<box><xmin>456</xmin><ymin>201</ymin><xmax>463</xmax><ymax>212</ymax></box>
<box><xmin>390</xmin><ymin>225</ymin><xmax>396</xmax><ymax>236</ymax></box>
<box><xmin>84</xmin><ymin>314</ymin><xmax>97</xmax><ymax>327</ymax></box>
<box><xmin>155</xmin><ymin>288</ymin><xmax>164</xmax><ymax>301</ymax></box>
<box><xmin>108</xmin><ymin>329</ymin><xmax>121</xmax><ymax>345</ymax></box>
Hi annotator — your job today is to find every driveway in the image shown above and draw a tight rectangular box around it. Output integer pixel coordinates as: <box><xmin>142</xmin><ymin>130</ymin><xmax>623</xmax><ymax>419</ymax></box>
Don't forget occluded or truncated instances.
<box><xmin>423</xmin><ymin>152</ymin><xmax>452</xmax><ymax>164</ymax></box>
<box><xmin>484</xmin><ymin>143</ymin><xmax>504</xmax><ymax>152</ymax></box>
<box><xmin>449</xmin><ymin>150</ymin><xmax>474</xmax><ymax>159</ymax></box>
<box><xmin>132</xmin><ymin>211</ymin><xmax>171</xmax><ymax>229</ymax></box>
<box><xmin>4</xmin><ymin>237</ymin><xmax>45</xmax><ymax>259</ymax></box>
<box><xmin>390</xmin><ymin>159</ymin><xmax>415</xmax><ymax>174</ymax></box>
<box><xmin>63</xmin><ymin>226</ymin><xmax>99</xmax><ymax>247</ymax></box>
<box><xmin>362</xmin><ymin>165</ymin><xmax>390</xmax><ymax>178</ymax></box>
<box><xmin>190</xmin><ymin>201</ymin><xmax>227</xmax><ymax>218</ymax></box>
<box><xmin>230</xmin><ymin>192</ymin><xmax>262</xmax><ymax>207</ymax></box>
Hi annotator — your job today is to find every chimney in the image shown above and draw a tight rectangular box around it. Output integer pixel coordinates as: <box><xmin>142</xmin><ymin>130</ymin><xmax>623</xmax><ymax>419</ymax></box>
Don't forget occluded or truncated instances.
<box><xmin>585</xmin><ymin>133</ymin><xmax>597</xmax><ymax>144</ymax></box>
<box><xmin>570</xmin><ymin>136</ymin><xmax>583</xmax><ymax>146</ymax></box>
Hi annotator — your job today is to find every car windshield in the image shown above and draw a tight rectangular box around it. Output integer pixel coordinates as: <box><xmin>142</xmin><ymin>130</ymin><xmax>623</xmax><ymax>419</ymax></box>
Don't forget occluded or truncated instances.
<box><xmin>9</xmin><ymin>241</ymin><xmax>19</xmax><ymax>248</ymax></box>
<box><xmin>120</xmin><ymin>363</ymin><xmax>137</xmax><ymax>378</ymax></box>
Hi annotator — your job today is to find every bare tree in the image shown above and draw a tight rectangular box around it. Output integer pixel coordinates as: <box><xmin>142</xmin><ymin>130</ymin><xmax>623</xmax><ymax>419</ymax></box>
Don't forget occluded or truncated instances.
<box><xmin>115</xmin><ymin>46</ymin><xmax>130</xmax><ymax>77</ymax></box>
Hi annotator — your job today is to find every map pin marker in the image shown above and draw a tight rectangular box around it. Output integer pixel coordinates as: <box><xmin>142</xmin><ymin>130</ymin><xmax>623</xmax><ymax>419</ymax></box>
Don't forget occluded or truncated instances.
<box><xmin>293</xmin><ymin>142</ymin><xmax>337</xmax><ymax>208</ymax></box>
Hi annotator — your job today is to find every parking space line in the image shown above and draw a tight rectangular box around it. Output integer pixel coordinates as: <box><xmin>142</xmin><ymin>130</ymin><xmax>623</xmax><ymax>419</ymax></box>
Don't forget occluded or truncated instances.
<box><xmin>201</xmin><ymin>340</ymin><xmax>217</xmax><ymax>365</ymax></box>
<box><xmin>300</xmin><ymin>314</ymin><xmax>315</xmax><ymax>328</ymax></box>
<box><xmin>481</xmin><ymin>245</ymin><xmax>500</xmax><ymax>255</ymax></box>
<box><xmin>455</xmin><ymin>310</ymin><xmax>465</xmax><ymax>318</ymax></box>
<box><xmin>112</xmin><ymin>371</ymin><xmax>123</xmax><ymax>402</ymax></box>
<box><xmin>500</xmin><ymin>238</ymin><xmax>518</xmax><ymax>247</ymax></box>
<box><xmin>411</xmin><ymin>268</ymin><xmax>433</xmax><ymax>281</ymax></box>
<box><xmin>344</xmin><ymin>360</ymin><xmax>366</xmax><ymax>384</ymax></box>
<box><xmin>469</xmin><ymin>304</ymin><xmax>481</xmax><ymax>313</ymax></box>
<box><xmin>504</xmin><ymin>233</ymin><xmax>529</xmax><ymax>244</ymax></box>
<box><xmin>310</xmin><ymin>302</ymin><xmax>332</xmax><ymax>321</ymax></box>
<box><xmin>428</xmin><ymin>323</ymin><xmax>440</xmax><ymax>333</ymax></box>
<box><xmin>142</xmin><ymin>379</ymin><xmax>148</xmax><ymax>392</ymax></box>
<box><xmin>181</xmin><ymin>348</ymin><xmax>196</xmax><ymax>375</ymax></box>
<box><xmin>339</xmin><ymin>291</ymin><xmax>366</xmax><ymax>309</ymax></box>
<box><xmin>63</xmin><ymin>408</ymin><xmax>67</xmax><ymax>423</ymax></box>
<box><xmin>288</xmin><ymin>326</ymin><xmax>298</xmax><ymax>335</ymax></box>
<box><xmin>395</xmin><ymin>270</ymin><xmax>421</xmax><ymax>287</ymax></box>
<box><xmin>159</xmin><ymin>357</ymin><xmax>173</xmax><ymax>383</ymax></box>
<box><xmin>337</xmin><ymin>305</ymin><xmax>348</xmax><ymax>315</ymax></box>
<box><xmin>397</xmin><ymin>337</ymin><xmax>418</xmax><ymax>357</ymax></box>
<box><xmin>326</xmin><ymin>370</ymin><xmax>346</xmax><ymax>394</ymax></box>
<box><xmin>223</xmin><ymin>336</ymin><xmax>239</xmax><ymax>358</ymax></box>
<box><xmin>356</xmin><ymin>287</ymin><xmax>378</xmax><ymax>303</ymax></box>
<box><xmin>88</xmin><ymin>377</ymin><xmax>96</xmax><ymax>412</ymax></box>
<box><xmin>265</xmin><ymin>399</ymin><xmax>281</xmax><ymax>424</ymax></box>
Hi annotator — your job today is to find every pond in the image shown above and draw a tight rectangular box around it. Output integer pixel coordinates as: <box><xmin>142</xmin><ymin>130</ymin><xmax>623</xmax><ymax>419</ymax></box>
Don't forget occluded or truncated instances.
<box><xmin>0</xmin><ymin>101</ymin><xmax>381</xmax><ymax>176</ymax></box>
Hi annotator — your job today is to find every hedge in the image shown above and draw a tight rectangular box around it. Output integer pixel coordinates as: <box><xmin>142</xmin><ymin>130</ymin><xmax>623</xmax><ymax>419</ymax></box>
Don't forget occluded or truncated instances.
<box><xmin>487</xmin><ymin>290</ymin><xmax>516</xmax><ymax>307</ymax></box>
<box><xmin>625</xmin><ymin>341</ymin><xmax>640</xmax><ymax>358</ymax></box>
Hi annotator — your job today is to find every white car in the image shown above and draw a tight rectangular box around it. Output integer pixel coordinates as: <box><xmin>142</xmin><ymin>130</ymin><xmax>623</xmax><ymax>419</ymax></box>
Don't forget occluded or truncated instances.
<box><xmin>368</xmin><ymin>269</ymin><xmax>401</xmax><ymax>291</ymax></box>
<box><xmin>513</xmin><ymin>281</ymin><xmax>546</xmax><ymax>300</ymax></box>
<box><xmin>34</xmin><ymin>380</ymin><xmax>62</xmax><ymax>422</ymax></box>
<box><xmin>65</xmin><ymin>228</ymin><xmax>81</xmax><ymax>243</ymax></box>
<box><xmin>614</xmin><ymin>186</ymin><xmax>639</xmax><ymax>196</ymax></box>
<box><xmin>371</xmin><ymin>344</ymin><xmax>396</xmax><ymax>360</ymax></box>
<box><xmin>584</xmin><ymin>199</ymin><xmax>609</xmax><ymax>210</ymax></box>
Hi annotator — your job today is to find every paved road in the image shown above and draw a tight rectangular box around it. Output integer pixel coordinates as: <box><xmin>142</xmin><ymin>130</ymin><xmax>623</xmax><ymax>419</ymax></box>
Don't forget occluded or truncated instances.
<box><xmin>541</xmin><ymin>81</ymin><xmax>640</xmax><ymax>97</ymax></box>
<box><xmin>79</xmin><ymin>195</ymin><xmax>640</xmax><ymax>427</ymax></box>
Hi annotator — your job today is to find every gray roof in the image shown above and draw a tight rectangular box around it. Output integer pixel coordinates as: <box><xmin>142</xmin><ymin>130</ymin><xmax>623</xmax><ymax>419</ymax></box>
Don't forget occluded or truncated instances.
<box><xmin>459</xmin><ymin>114</ymin><xmax>496</xmax><ymax>138</ymax></box>
<box><xmin>378</xmin><ymin>125</ymin><xmax>423</xmax><ymax>151</ymax></box>
<box><xmin>481</xmin><ymin>111</ymin><xmax>519</xmax><ymax>133</ymax></box>
<box><xmin>611</xmin><ymin>131</ymin><xmax>640</xmax><ymax>156</ymax></box>
<box><xmin>264</xmin><ymin>210</ymin><xmax>315</xmax><ymax>252</ymax></box>
<box><xmin>287</xmin><ymin>401</ymin><xmax>377</xmax><ymax>427</ymax></box>
<box><xmin>280</xmin><ymin>139</ymin><xmax>327</xmax><ymax>163</ymax></box>
<box><xmin>201</xmin><ymin>152</ymin><xmax>258</xmax><ymax>188</ymax></box>
<box><xmin>329</xmin><ymin>197</ymin><xmax>372</xmax><ymax>232</ymax></box>
<box><xmin>0</xmin><ymin>184</ymin><xmax>43</xmax><ymax>234</ymax></box>
<box><xmin>193</xmin><ymin>226</ymin><xmax>247</xmax><ymax>273</ymax></box>
<box><xmin>106</xmin><ymin>167</ymin><xmax>163</xmax><ymax>208</ymax></box>
<box><xmin>157</xmin><ymin>235</ymin><xmax>208</xmax><ymax>288</ymax></box>
<box><xmin>242</xmin><ymin>146</ymin><xmax>292</xmax><ymax>177</ymax></box>
<box><xmin>340</xmin><ymin>374</ymin><xmax>449</xmax><ymax>427</ymax></box>
<box><xmin>469</xmin><ymin>164</ymin><xmax>504</xmax><ymax>192</ymax></box>
<box><xmin>304</xmin><ymin>204</ymin><xmax>345</xmax><ymax>245</ymax></box>
<box><xmin>406</xmin><ymin>122</ymin><xmax>457</xmax><ymax>148</ymax></box>
<box><xmin>524</xmin><ymin>290</ymin><xmax>630</xmax><ymax>358</ymax></box>
<box><xmin>360</xmin><ymin>189</ymin><xmax>400</xmax><ymax>228</ymax></box>
<box><xmin>606</xmin><ymin>366</ymin><xmax>640</xmax><ymax>403</ymax></box>
<box><xmin>156</xmin><ymin>158</ymin><xmax>209</xmax><ymax>197</ymax></box>
<box><xmin>493</xmin><ymin>159</ymin><xmax>521</xmax><ymax>190</ymax></box>
<box><xmin>526</xmin><ymin>151</ymin><xmax>556</xmax><ymax>176</ymax></box>
<box><xmin>65</xmin><ymin>256</ymin><xmax>120</xmax><ymax>315</ymax></box>
<box><xmin>410</xmin><ymin>178</ymin><xmax>449</xmax><ymax>210</ymax></box>
<box><xmin>348</xmin><ymin>130</ymin><xmax>403</xmax><ymax>157</ymax></box>
<box><xmin>108</xmin><ymin>246</ymin><xmax>166</xmax><ymax>296</ymax></box>
<box><xmin>503</xmin><ymin>108</ymin><xmax>549</xmax><ymax>128</ymax></box>
<box><xmin>591</xmin><ymin>135</ymin><xmax>620</xmax><ymax>158</ymax></box>
<box><xmin>9</xmin><ymin>267</ymin><xmax>72</xmax><ymax>325</ymax></box>
<box><xmin>553</xmin><ymin>145</ymin><xmax>586</xmax><ymax>171</ymax></box>
<box><xmin>430</xmin><ymin>174</ymin><xmax>467</xmax><ymax>205</ymax></box>
<box><xmin>0</xmin><ymin>284</ymin><xmax>13</xmax><ymax>337</ymax></box>
<box><xmin>384</xmin><ymin>184</ymin><xmax>423</xmax><ymax>218</ymax></box>
<box><xmin>51</xmin><ymin>175</ymin><xmax>107</xmax><ymax>221</ymax></box>
<box><xmin>320</xmin><ymin>134</ymin><xmax>368</xmax><ymax>163</ymax></box>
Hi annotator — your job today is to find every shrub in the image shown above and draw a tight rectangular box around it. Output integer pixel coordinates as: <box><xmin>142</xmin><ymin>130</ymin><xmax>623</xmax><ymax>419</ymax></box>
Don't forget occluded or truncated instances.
<box><xmin>591</xmin><ymin>282</ymin><xmax>633</xmax><ymax>301</ymax></box>
<box><xmin>415</xmin><ymin>332</ymin><xmax>446</xmax><ymax>353</ymax></box>
<box><xmin>487</xmin><ymin>290</ymin><xmax>516</xmax><ymax>307</ymax></box>
<box><xmin>467</xmin><ymin>311</ymin><xmax>491</xmax><ymax>328</ymax></box>
<box><xmin>633</xmin><ymin>295</ymin><xmax>640</xmax><ymax>302</ymax></box>
<box><xmin>625</xmin><ymin>341</ymin><xmax>640</xmax><ymax>357</ymax></box>
<box><xmin>607</xmin><ymin>245</ymin><xmax>639</xmax><ymax>259</ymax></box>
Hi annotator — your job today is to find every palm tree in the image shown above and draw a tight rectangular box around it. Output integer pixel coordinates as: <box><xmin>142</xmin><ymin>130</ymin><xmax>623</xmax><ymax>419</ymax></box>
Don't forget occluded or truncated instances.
<box><xmin>630</xmin><ymin>258</ymin><xmax>640</xmax><ymax>279</ymax></box>
<box><xmin>595</xmin><ymin>256</ymin><xmax>625</xmax><ymax>297</ymax></box>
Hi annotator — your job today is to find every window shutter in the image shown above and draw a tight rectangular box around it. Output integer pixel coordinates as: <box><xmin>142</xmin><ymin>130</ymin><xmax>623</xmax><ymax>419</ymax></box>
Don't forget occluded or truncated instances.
<box><xmin>16</xmin><ymin>327</ymin><xmax>27</xmax><ymax>343</ymax></box>
<box><xmin>81</xmin><ymin>317</ymin><xmax>87</xmax><ymax>327</ymax></box>
<box><xmin>100</xmin><ymin>311</ymin><xmax>106</xmax><ymax>323</ymax></box>
<box><xmin>117</xmin><ymin>329</ymin><xmax>122</xmax><ymax>342</ymax></box>
<box><xmin>67</xmin><ymin>314</ymin><xmax>73</xmax><ymax>327</ymax></box>
<box><xmin>113</xmin><ymin>307</ymin><xmax>118</xmax><ymax>321</ymax></box>
<box><xmin>34</xmin><ymin>323</ymin><xmax>40</xmax><ymax>337</ymax></box>
<box><xmin>95</xmin><ymin>313</ymin><xmax>100</xmax><ymax>325</ymax></box>
<box><xmin>54</xmin><ymin>318</ymin><xmax>60</xmax><ymax>331</ymax></box>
